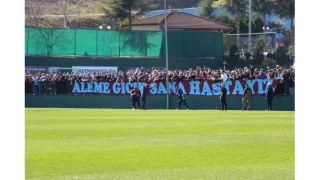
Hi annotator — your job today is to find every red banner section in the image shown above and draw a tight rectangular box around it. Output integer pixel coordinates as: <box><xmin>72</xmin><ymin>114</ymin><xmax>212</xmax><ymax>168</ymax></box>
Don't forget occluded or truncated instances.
<box><xmin>72</xmin><ymin>79</ymin><xmax>279</xmax><ymax>96</ymax></box>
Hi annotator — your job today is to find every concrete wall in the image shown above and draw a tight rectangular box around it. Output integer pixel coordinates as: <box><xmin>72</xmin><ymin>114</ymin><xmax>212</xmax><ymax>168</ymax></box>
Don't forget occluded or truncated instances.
<box><xmin>25</xmin><ymin>95</ymin><xmax>294</xmax><ymax>111</ymax></box>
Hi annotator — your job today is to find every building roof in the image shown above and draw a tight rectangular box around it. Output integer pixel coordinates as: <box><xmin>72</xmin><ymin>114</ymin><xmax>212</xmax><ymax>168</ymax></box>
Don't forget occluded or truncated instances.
<box><xmin>121</xmin><ymin>11</ymin><xmax>233</xmax><ymax>31</ymax></box>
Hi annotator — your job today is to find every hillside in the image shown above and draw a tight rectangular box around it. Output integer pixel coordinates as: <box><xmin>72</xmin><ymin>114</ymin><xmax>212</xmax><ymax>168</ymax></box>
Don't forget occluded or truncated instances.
<box><xmin>25</xmin><ymin>0</ymin><xmax>202</xmax><ymax>28</ymax></box>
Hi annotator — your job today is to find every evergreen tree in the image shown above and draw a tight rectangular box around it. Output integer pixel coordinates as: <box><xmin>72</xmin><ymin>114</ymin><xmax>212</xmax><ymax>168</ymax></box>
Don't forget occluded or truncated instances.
<box><xmin>219</xmin><ymin>0</ymin><xmax>248</xmax><ymax>47</ymax></box>
<box><xmin>273</xmin><ymin>0</ymin><xmax>295</xmax><ymax>45</ymax></box>
<box><xmin>103</xmin><ymin>0</ymin><xmax>159</xmax><ymax>30</ymax></box>
<box><xmin>197</xmin><ymin>0</ymin><xmax>216</xmax><ymax>20</ymax></box>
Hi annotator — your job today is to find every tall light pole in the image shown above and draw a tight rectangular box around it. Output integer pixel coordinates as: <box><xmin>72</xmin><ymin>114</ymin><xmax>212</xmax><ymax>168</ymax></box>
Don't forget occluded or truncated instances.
<box><xmin>164</xmin><ymin>0</ymin><xmax>169</xmax><ymax>110</ymax></box>
<box><xmin>248</xmin><ymin>0</ymin><xmax>252</xmax><ymax>52</ymax></box>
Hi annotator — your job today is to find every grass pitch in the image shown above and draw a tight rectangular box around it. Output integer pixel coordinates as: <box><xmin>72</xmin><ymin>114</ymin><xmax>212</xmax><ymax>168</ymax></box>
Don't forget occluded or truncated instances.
<box><xmin>25</xmin><ymin>108</ymin><xmax>294</xmax><ymax>180</ymax></box>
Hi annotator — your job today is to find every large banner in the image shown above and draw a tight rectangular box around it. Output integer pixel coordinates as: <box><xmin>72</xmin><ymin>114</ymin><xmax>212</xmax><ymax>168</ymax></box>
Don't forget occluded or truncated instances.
<box><xmin>72</xmin><ymin>79</ymin><xmax>279</xmax><ymax>96</ymax></box>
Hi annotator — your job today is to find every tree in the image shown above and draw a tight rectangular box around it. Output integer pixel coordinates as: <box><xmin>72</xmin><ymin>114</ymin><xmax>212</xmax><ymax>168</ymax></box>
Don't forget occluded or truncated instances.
<box><xmin>252</xmin><ymin>0</ymin><xmax>274</xmax><ymax>30</ymax></box>
<box><xmin>268</xmin><ymin>19</ymin><xmax>285</xmax><ymax>33</ymax></box>
<box><xmin>159</xmin><ymin>0</ymin><xmax>200</xmax><ymax>9</ymax></box>
<box><xmin>25</xmin><ymin>0</ymin><xmax>87</xmax><ymax>28</ymax></box>
<box><xmin>25</xmin><ymin>0</ymin><xmax>72</xmax><ymax>56</ymax></box>
<box><xmin>275</xmin><ymin>44</ymin><xmax>286</xmax><ymax>66</ymax></box>
<box><xmin>25</xmin><ymin>0</ymin><xmax>111</xmax><ymax>28</ymax></box>
<box><xmin>197</xmin><ymin>0</ymin><xmax>216</xmax><ymax>20</ymax></box>
<box><xmin>228</xmin><ymin>44</ymin><xmax>239</xmax><ymax>65</ymax></box>
<box><xmin>60</xmin><ymin>0</ymin><xmax>84</xmax><ymax>28</ymax></box>
<box><xmin>218</xmin><ymin>0</ymin><xmax>248</xmax><ymax>47</ymax></box>
<box><xmin>103</xmin><ymin>0</ymin><xmax>159</xmax><ymax>30</ymax></box>
<box><xmin>25</xmin><ymin>0</ymin><xmax>57</xmax><ymax>27</ymax></box>
<box><xmin>251</xmin><ymin>15</ymin><xmax>264</xmax><ymax>33</ymax></box>
<box><xmin>252</xmin><ymin>38</ymin><xmax>265</xmax><ymax>64</ymax></box>
<box><xmin>273</xmin><ymin>0</ymin><xmax>295</xmax><ymax>46</ymax></box>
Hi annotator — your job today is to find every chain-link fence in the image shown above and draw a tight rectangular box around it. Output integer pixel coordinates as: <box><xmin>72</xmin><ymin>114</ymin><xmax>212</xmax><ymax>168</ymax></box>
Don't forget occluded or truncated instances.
<box><xmin>224</xmin><ymin>32</ymin><xmax>278</xmax><ymax>55</ymax></box>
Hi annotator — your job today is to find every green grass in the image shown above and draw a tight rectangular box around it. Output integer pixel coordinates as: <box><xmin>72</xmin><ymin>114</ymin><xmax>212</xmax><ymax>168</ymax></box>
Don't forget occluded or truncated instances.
<box><xmin>25</xmin><ymin>108</ymin><xmax>294</xmax><ymax>180</ymax></box>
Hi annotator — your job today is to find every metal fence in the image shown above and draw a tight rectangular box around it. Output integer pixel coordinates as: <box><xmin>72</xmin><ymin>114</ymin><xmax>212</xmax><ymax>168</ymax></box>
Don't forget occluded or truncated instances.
<box><xmin>224</xmin><ymin>32</ymin><xmax>278</xmax><ymax>55</ymax></box>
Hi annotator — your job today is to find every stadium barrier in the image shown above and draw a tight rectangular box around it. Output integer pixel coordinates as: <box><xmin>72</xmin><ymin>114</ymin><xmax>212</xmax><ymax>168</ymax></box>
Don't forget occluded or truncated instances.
<box><xmin>25</xmin><ymin>95</ymin><xmax>294</xmax><ymax>111</ymax></box>
<box><xmin>25</xmin><ymin>56</ymin><xmax>223</xmax><ymax>72</ymax></box>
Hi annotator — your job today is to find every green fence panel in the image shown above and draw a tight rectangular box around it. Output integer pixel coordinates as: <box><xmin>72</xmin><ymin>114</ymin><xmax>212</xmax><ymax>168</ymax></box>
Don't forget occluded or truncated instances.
<box><xmin>141</xmin><ymin>31</ymin><xmax>147</xmax><ymax>56</ymax></box>
<box><xmin>28</xmin><ymin>27</ymin><xmax>51</xmax><ymax>55</ymax></box>
<box><xmin>203</xmin><ymin>32</ymin><xmax>214</xmax><ymax>57</ymax></box>
<box><xmin>97</xmin><ymin>30</ymin><xmax>120</xmax><ymax>56</ymax></box>
<box><xmin>145</xmin><ymin>31</ymin><xmax>163</xmax><ymax>57</ymax></box>
<box><xmin>183</xmin><ymin>31</ymin><xmax>204</xmax><ymax>58</ymax></box>
<box><xmin>76</xmin><ymin>29</ymin><xmax>97</xmax><ymax>56</ymax></box>
<box><xmin>25</xmin><ymin>27</ymin><xmax>29</xmax><ymax>55</ymax></box>
<box><xmin>119</xmin><ymin>31</ymin><xmax>143</xmax><ymax>57</ymax></box>
<box><xmin>25</xmin><ymin>27</ymin><xmax>223</xmax><ymax>58</ymax></box>
<box><xmin>211</xmin><ymin>33</ymin><xmax>223</xmax><ymax>57</ymax></box>
<box><xmin>166</xmin><ymin>31</ymin><xmax>183</xmax><ymax>57</ymax></box>
<box><xmin>52</xmin><ymin>28</ymin><xmax>75</xmax><ymax>55</ymax></box>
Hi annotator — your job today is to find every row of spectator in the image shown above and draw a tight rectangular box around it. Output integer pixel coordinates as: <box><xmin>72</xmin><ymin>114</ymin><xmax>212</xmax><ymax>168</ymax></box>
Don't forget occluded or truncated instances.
<box><xmin>25</xmin><ymin>66</ymin><xmax>295</xmax><ymax>95</ymax></box>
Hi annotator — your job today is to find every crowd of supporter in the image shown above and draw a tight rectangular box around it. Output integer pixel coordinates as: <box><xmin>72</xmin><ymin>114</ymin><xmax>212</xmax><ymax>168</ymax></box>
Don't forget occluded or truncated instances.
<box><xmin>25</xmin><ymin>65</ymin><xmax>295</xmax><ymax>96</ymax></box>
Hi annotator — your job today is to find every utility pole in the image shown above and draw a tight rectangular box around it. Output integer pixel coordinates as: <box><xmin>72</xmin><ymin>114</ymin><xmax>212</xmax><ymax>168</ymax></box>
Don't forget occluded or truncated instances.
<box><xmin>63</xmin><ymin>0</ymin><xmax>66</xmax><ymax>28</ymax></box>
<box><xmin>248</xmin><ymin>0</ymin><xmax>252</xmax><ymax>52</ymax></box>
<box><xmin>164</xmin><ymin>0</ymin><xmax>169</xmax><ymax>110</ymax></box>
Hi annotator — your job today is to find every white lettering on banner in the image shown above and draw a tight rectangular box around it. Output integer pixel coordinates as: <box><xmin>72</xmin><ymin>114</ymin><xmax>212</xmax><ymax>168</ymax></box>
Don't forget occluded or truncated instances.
<box><xmin>132</xmin><ymin>82</ymin><xmax>138</xmax><ymax>89</ymax></box>
<box><xmin>150</xmin><ymin>82</ymin><xmax>157</xmax><ymax>94</ymax></box>
<box><xmin>121</xmin><ymin>82</ymin><xmax>126</xmax><ymax>94</ymax></box>
<box><xmin>138</xmin><ymin>82</ymin><xmax>145</xmax><ymax>92</ymax></box>
<box><xmin>263</xmin><ymin>79</ymin><xmax>274</xmax><ymax>93</ymax></box>
<box><xmin>80</xmin><ymin>82</ymin><xmax>87</xmax><ymax>93</ymax></box>
<box><xmin>72</xmin><ymin>80</ymin><xmax>277</xmax><ymax>95</ymax></box>
<box><xmin>168</xmin><ymin>82</ymin><xmax>176</xmax><ymax>94</ymax></box>
<box><xmin>178</xmin><ymin>82</ymin><xmax>186</xmax><ymax>94</ymax></box>
<box><xmin>102</xmin><ymin>82</ymin><xmax>110</xmax><ymax>93</ymax></box>
<box><xmin>94</xmin><ymin>82</ymin><xmax>102</xmax><ymax>93</ymax></box>
<box><xmin>157</xmin><ymin>82</ymin><xmax>167</xmax><ymax>94</ymax></box>
<box><xmin>212</xmin><ymin>82</ymin><xmax>221</xmax><ymax>95</ymax></box>
<box><xmin>149</xmin><ymin>83</ymin><xmax>157</xmax><ymax>94</ymax></box>
<box><xmin>224</xmin><ymin>80</ymin><xmax>233</xmax><ymax>95</ymax></box>
<box><xmin>72</xmin><ymin>82</ymin><xmax>81</xmax><ymax>93</ymax></box>
<box><xmin>201</xmin><ymin>81</ymin><xmax>212</xmax><ymax>96</ymax></box>
<box><xmin>113</xmin><ymin>82</ymin><xmax>121</xmax><ymax>94</ymax></box>
<box><xmin>125</xmin><ymin>82</ymin><xmax>134</xmax><ymax>93</ymax></box>
<box><xmin>245</xmin><ymin>80</ymin><xmax>256</xmax><ymax>94</ymax></box>
<box><xmin>232</xmin><ymin>80</ymin><xmax>244</xmax><ymax>95</ymax></box>
<box><xmin>257</xmin><ymin>79</ymin><xmax>266</xmax><ymax>94</ymax></box>
<box><xmin>189</xmin><ymin>81</ymin><xmax>201</xmax><ymax>95</ymax></box>
<box><xmin>87</xmin><ymin>82</ymin><xmax>93</xmax><ymax>93</ymax></box>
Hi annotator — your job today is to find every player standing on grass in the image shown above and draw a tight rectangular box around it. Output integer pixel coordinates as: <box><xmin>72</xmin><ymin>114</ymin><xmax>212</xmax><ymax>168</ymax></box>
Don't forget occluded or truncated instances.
<box><xmin>242</xmin><ymin>83</ymin><xmax>252</xmax><ymax>110</ymax></box>
<box><xmin>141</xmin><ymin>84</ymin><xmax>154</xmax><ymax>110</ymax></box>
<box><xmin>220</xmin><ymin>84</ymin><xmax>228</xmax><ymax>111</ymax></box>
<box><xmin>265</xmin><ymin>83</ymin><xmax>274</xmax><ymax>111</ymax></box>
<box><xmin>176</xmin><ymin>86</ymin><xmax>189</xmax><ymax>110</ymax></box>
<box><xmin>131</xmin><ymin>86</ymin><xmax>141</xmax><ymax>110</ymax></box>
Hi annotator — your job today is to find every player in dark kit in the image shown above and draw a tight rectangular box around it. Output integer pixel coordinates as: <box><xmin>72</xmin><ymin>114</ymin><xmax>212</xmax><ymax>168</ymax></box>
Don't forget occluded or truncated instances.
<box><xmin>176</xmin><ymin>86</ymin><xmax>189</xmax><ymax>110</ymax></box>
<box><xmin>242</xmin><ymin>83</ymin><xmax>252</xmax><ymax>110</ymax></box>
<box><xmin>130</xmin><ymin>86</ymin><xmax>141</xmax><ymax>110</ymax></box>
<box><xmin>141</xmin><ymin>84</ymin><xmax>154</xmax><ymax>110</ymax></box>
<box><xmin>265</xmin><ymin>83</ymin><xmax>274</xmax><ymax>111</ymax></box>
<box><xmin>220</xmin><ymin>84</ymin><xmax>228</xmax><ymax>110</ymax></box>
